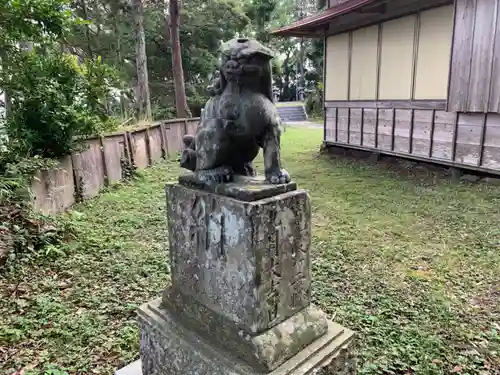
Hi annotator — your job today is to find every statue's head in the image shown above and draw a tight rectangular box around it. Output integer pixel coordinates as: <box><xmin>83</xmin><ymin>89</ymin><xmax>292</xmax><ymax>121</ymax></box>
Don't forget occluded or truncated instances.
<box><xmin>219</xmin><ymin>38</ymin><xmax>274</xmax><ymax>82</ymax></box>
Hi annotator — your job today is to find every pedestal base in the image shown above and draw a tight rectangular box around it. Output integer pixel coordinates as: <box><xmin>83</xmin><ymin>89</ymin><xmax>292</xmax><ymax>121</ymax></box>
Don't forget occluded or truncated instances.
<box><xmin>125</xmin><ymin>298</ymin><xmax>356</xmax><ymax>375</ymax></box>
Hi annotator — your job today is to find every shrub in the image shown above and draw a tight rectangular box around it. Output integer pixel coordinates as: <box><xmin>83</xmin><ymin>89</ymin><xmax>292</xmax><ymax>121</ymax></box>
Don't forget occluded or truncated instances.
<box><xmin>1</xmin><ymin>52</ymin><xmax>119</xmax><ymax>159</ymax></box>
<box><xmin>152</xmin><ymin>105</ymin><xmax>176</xmax><ymax>121</ymax></box>
<box><xmin>305</xmin><ymin>81</ymin><xmax>324</xmax><ymax>120</ymax></box>
<box><xmin>188</xmin><ymin>92</ymin><xmax>207</xmax><ymax>118</ymax></box>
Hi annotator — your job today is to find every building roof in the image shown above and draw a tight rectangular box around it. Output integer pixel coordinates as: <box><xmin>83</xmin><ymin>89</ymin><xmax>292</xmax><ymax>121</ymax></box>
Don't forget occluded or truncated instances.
<box><xmin>271</xmin><ymin>0</ymin><xmax>378</xmax><ymax>37</ymax></box>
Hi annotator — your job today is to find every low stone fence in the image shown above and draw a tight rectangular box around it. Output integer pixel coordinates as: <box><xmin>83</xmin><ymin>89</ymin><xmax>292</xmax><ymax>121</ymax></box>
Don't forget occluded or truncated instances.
<box><xmin>31</xmin><ymin>117</ymin><xmax>199</xmax><ymax>215</ymax></box>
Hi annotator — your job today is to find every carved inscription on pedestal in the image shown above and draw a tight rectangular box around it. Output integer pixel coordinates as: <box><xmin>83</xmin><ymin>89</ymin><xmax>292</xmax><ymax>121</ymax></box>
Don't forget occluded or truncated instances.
<box><xmin>186</xmin><ymin>196</ymin><xmax>228</xmax><ymax>262</ymax></box>
<box><xmin>188</xmin><ymin>196</ymin><xmax>208</xmax><ymax>257</ymax></box>
<box><xmin>167</xmin><ymin>183</ymin><xmax>311</xmax><ymax>334</ymax></box>
<box><xmin>258</xmin><ymin>195</ymin><xmax>312</xmax><ymax>329</ymax></box>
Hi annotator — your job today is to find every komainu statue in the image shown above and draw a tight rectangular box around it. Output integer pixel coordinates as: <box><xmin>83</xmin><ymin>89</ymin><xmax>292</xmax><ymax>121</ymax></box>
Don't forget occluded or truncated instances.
<box><xmin>180</xmin><ymin>38</ymin><xmax>290</xmax><ymax>185</ymax></box>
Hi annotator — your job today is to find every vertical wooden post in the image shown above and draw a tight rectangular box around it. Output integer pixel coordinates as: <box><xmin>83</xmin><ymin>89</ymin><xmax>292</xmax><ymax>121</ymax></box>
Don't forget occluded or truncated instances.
<box><xmin>360</xmin><ymin>108</ymin><xmax>364</xmax><ymax>146</ymax></box>
<box><xmin>487</xmin><ymin>1</ymin><xmax>499</xmax><ymax>112</ymax></box>
<box><xmin>347</xmin><ymin>32</ymin><xmax>353</xmax><ymax>101</ymax></box>
<box><xmin>347</xmin><ymin>108</ymin><xmax>351</xmax><ymax>144</ymax></box>
<box><xmin>71</xmin><ymin>152</ymin><xmax>84</xmax><ymax>203</ymax></box>
<box><xmin>451</xmin><ymin>112</ymin><xmax>459</xmax><ymax>162</ymax></box>
<box><xmin>126</xmin><ymin>131</ymin><xmax>136</xmax><ymax>168</ymax></box>
<box><xmin>123</xmin><ymin>132</ymin><xmax>132</xmax><ymax>164</ymax></box>
<box><xmin>390</xmin><ymin>108</ymin><xmax>396</xmax><ymax>151</ymax></box>
<box><xmin>428</xmin><ymin>109</ymin><xmax>436</xmax><ymax>158</ymax></box>
<box><xmin>159</xmin><ymin>122</ymin><xmax>168</xmax><ymax>159</ymax></box>
<box><xmin>376</xmin><ymin>23</ymin><xmax>383</xmax><ymax>100</ymax></box>
<box><xmin>99</xmin><ymin>136</ymin><xmax>109</xmax><ymax>187</ymax></box>
<box><xmin>145</xmin><ymin>127</ymin><xmax>153</xmax><ymax>166</ymax></box>
<box><xmin>478</xmin><ymin>113</ymin><xmax>488</xmax><ymax>166</ymax></box>
<box><xmin>408</xmin><ymin>109</ymin><xmax>415</xmax><ymax>154</ymax></box>
<box><xmin>445</xmin><ymin>0</ymin><xmax>458</xmax><ymax>112</ymax></box>
<box><xmin>410</xmin><ymin>13</ymin><xmax>421</xmax><ymax>100</ymax></box>
<box><xmin>335</xmin><ymin>108</ymin><xmax>339</xmax><ymax>142</ymax></box>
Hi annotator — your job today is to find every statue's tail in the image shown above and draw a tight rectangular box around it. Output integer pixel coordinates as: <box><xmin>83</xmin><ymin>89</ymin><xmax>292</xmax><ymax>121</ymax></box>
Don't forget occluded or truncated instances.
<box><xmin>180</xmin><ymin>134</ymin><xmax>196</xmax><ymax>171</ymax></box>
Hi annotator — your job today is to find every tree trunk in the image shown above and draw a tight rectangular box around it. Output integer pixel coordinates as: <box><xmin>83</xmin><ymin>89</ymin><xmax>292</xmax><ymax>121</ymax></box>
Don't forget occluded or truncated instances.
<box><xmin>299</xmin><ymin>37</ymin><xmax>305</xmax><ymax>88</ymax></box>
<box><xmin>283</xmin><ymin>52</ymin><xmax>291</xmax><ymax>100</ymax></box>
<box><xmin>169</xmin><ymin>0</ymin><xmax>191</xmax><ymax>118</ymax></box>
<box><xmin>114</xmin><ymin>15</ymin><xmax>127</xmax><ymax>120</ymax></box>
<box><xmin>80</xmin><ymin>0</ymin><xmax>94</xmax><ymax>58</ymax></box>
<box><xmin>132</xmin><ymin>0</ymin><xmax>152</xmax><ymax>121</ymax></box>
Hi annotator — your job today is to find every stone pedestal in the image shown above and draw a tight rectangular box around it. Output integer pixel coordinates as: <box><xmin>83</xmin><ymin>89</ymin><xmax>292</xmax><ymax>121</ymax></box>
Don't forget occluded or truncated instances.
<box><xmin>117</xmin><ymin>175</ymin><xmax>356</xmax><ymax>375</ymax></box>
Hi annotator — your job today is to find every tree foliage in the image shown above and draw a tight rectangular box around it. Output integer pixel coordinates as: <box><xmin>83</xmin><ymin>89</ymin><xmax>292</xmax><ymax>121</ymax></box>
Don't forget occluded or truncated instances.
<box><xmin>64</xmin><ymin>0</ymin><xmax>253</xmax><ymax>118</ymax></box>
<box><xmin>0</xmin><ymin>0</ymin><xmax>72</xmax><ymax>52</ymax></box>
<box><xmin>2</xmin><ymin>53</ymin><xmax>118</xmax><ymax>158</ymax></box>
<box><xmin>2</xmin><ymin>0</ymin><xmax>324</xmax><ymax>133</ymax></box>
<box><xmin>0</xmin><ymin>0</ymin><xmax>119</xmax><ymax>266</ymax></box>
<box><xmin>62</xmin><ymin>0</ymin><xmax>326</xmax><ymax>114</ymax></box>
<box><xmin>245</xmin><ymin>0</ymin><xmax>278</xmax><ymax>42</ymax></box>
<box><xmin>1</xmin><ymin>0</ymin><xmax>119</xmax><ymax>156</ymax></box>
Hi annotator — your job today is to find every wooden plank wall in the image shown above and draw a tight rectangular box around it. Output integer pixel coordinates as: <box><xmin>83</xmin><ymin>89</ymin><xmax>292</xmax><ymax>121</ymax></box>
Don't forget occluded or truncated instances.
<box><xmin>325</xmin><ymin>4</ymin><xmax>454</xmax><ymax>102</ymax></box>
<box><xmin>448</xmin><ymin>0</ymin><xmax>500</xmax><ymax>113</ymax></box>
<box><xmin>325</xmin><ymin>102</ymin><xmax>500</xmax><ymax>173</ymax></box>
<box><xmin>32</xmin><ymin>117</ymin><xmax>200</xmax><ymax>215</ymax></box>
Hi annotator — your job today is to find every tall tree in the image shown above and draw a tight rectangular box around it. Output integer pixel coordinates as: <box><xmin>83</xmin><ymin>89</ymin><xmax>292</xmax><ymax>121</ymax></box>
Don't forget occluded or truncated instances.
<box><xmin>80</xmin><ymin>0</ymin><xmax>94</xmax><ymax>57</ymax></box>
<box><xmin>132</xmin><ymin>0</ymin><xmax>152</xmax><ymax>120</ymax></box>
<box><xmin>244</xmin><ymin>0</ymin><xmax>277</xmax><ymax>43</ymax></box>
<box><xmin>168</xmin><ymin>0</ymin><xmax>191</xmax><ymax>118</ymax></box>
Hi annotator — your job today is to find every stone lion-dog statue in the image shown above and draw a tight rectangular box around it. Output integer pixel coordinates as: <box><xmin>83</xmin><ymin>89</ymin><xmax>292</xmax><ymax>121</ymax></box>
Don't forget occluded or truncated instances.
<box><xmin>180</xmin><ymin>38</ymin><xmax>290</xmax><ymax>185</ymax></box>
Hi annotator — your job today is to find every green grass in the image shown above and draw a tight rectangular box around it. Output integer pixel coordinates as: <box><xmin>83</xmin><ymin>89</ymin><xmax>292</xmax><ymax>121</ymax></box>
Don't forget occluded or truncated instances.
<box><xmin>1</xmin><ymin>128</ymin><xmax>499</xmax><ymax>375</ymax></box>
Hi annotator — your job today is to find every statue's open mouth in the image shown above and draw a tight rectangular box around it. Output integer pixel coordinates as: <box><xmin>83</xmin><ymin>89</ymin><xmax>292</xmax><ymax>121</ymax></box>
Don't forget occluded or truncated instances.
<box><xmin>225</xmin><ymin>63</ymin><xmax>262</xmax><ymax>78</ymax></box>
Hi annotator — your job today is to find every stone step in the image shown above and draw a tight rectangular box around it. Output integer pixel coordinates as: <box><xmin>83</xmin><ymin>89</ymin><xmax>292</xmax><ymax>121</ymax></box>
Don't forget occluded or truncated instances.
<box><xmin>277</xmin><ymin>109</ymin><xmax>307</xmax><ymax>114</ymax></box>
<box><xmin>276</xmin><ymin>105</ymin><xmax>306</xmax><ymax>112</ymax></box>
<box><xmin>277</xmin><ymin>106</ymin><xmax>306</xmax><ymax>111</ymax></box>
<box><xmin>278</xmin><ymin>113</ymin><xmax>307</xmax><ymax>117</ymax></box>
<box><xmin>280</xmin><ymin>112</ymin><xmax>307</xmax><ymax>117</ymax></box>
<box><xmin>282</xmin><ymin>119</ymin><xmax>308</xmax><ymax>123</ymax></box>
<box><xmin>279</xmin><ymin>113</ymin><xmax>307</xmax><ymax>118</ymax></box>
<box><xmin>276</xmin><ymin>104</ymin><xmax>308</xmax><ymax>123</ymax></box>
<box><xmin>280</xmin><ymin>116</ymin><xmax>308</xmax><ymax>122</ymax></box>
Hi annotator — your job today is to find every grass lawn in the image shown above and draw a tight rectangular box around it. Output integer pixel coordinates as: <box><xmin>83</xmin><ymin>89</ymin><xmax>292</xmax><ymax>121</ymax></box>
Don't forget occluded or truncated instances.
<box><xmin>1</xmin><ymin>128</ymin><xmax>499</xmax><ymax>375</ymax></box>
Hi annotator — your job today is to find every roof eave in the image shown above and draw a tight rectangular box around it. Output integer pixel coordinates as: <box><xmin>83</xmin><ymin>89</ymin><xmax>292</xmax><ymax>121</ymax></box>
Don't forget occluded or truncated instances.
<box><xmin>272</xmin><ymin>28</ymin><xmax>326</xmax><ymax>38</ymax></box>
<box><xmin>271</xmin><ymin>0</ymin><xmax>378</xmax><ymax>37</ymax></box>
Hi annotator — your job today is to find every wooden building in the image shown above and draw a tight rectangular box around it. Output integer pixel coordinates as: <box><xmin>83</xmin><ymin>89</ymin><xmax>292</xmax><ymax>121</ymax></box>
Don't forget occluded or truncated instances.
<box><xmin>273</xmin><ymin>0</ymin><xmax>500</xmax><ymax>175</ymax></box>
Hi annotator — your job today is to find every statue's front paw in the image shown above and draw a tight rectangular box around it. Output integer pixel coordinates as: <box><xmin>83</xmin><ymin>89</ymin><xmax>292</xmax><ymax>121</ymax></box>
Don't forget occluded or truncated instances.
<box><xmin>180</xmin><ymin>149</ymin><xmax>196</xmax><ymax>171</ymax></box>
<box><xmin>244</xmin><ymin>163</ymin><xmax>257</xmax><ymax>177</ymax></box>
<box><xmin>266</xmin><ymin>169</ymin><xmax>291</xmax><ymax>184</ymax></box>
